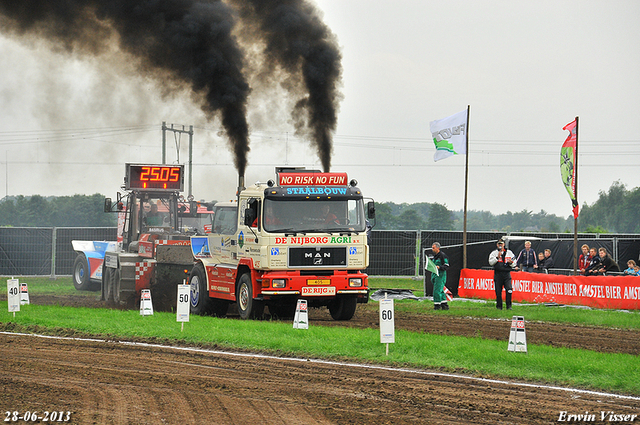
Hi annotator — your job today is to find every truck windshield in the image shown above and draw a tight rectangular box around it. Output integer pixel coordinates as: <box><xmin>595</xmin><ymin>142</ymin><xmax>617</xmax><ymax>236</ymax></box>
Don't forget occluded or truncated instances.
<box><xmin>140</xmin><ymin>196</ymin><xmax>174</xmax><ymax>230</ymax></box>
<box><xmin>180</xmin><ymin>215</ymin><xmax>212</xmax><ymax>234</ymax></box>
<box><xmin>263</xmin><ymin>199</ymin><xmax>366</xmax><ymax>233</ymax></box>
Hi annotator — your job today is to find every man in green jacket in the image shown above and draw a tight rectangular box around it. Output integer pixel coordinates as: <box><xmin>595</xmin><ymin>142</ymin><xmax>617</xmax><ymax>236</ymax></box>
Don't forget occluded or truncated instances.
<box><xmin>430</xmin><ymin>242</ymin><xmax>450</xmax><ymax>310</ymax></box>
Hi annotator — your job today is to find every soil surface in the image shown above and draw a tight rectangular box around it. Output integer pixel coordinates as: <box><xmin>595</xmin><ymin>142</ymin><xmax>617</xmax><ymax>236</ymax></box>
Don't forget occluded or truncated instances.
<box><xmin>1</xmin><ymin>293</ymin><xmax>639</xmax><ymax>424</ymax></box>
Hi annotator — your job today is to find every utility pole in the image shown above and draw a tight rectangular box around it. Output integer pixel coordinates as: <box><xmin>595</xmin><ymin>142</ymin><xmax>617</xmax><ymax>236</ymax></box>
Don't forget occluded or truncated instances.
<box><xmin>162</xmin><ymin>123</ymin><xmax>194</xmax><ymax>197</ymax></box>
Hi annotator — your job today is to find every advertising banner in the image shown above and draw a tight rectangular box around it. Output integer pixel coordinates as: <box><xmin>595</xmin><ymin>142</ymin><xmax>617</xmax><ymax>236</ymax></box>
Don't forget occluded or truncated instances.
<box><xmin>459</xmin><ymin>269</ymin><xmax>640</xmax><ymax>310</ymax></box>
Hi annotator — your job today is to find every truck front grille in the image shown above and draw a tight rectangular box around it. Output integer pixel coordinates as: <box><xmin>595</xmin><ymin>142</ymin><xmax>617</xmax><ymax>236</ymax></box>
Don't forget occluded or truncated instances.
<box><xmin>288</xmin><ymin>247</ymin><xmax>347</xmax><ymax>268</ymax></box>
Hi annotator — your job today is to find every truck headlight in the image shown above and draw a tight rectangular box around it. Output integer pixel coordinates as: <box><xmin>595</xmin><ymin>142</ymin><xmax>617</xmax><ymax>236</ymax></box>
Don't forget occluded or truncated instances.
<box><xmin>272</xmin><ymin>279</ymin><xmax>286</xmax><ymax>288</ymax></box>
<box><xmin>348</xmin><ymin>278</ymin><xmax>363</xmax><ymax>287</ymax></box>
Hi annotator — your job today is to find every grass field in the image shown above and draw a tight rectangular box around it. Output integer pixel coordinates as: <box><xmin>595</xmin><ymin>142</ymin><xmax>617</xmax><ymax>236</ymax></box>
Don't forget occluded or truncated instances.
<box><xmin>2</xmin><ymin>276</ymin><xmax>640</xmax><ymax>396</ymax></box>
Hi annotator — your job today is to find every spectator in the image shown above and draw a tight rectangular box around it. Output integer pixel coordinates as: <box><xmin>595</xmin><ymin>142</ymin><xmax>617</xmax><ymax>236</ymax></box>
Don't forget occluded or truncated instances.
<box><xmin>488</xmin><ymin>239</ymin><xmax>517</xmax><ymax>310</ymax></box>
<box><xmin>634</xmin><ymin>265</ymin><xmax>640</xmax><ymax>275</ymax></box>
<box><xmin>596</xmin><ymin>247</ymin><xmax>620</xmax><ymax>275</ymax></box>
<box><xmin>584</xmin><ymin>248</ymin><xmax>601</xmax><ymax>276</ymax></box>
<box><xmin>516</xmin><ymin>241</ymin><xmax>537</xmax><ymax>272</ymax></box>
<box><xmin>536</xmin><ymin>252</ymin><xmax>546</xmax><ymax>272</ymax></box>
<box><xmin>578</xmin><ymin>244</ymin><xmax>591</xmax><ymax>275</ymax></box>
<box><xmin>623</xmin><ymin>260</ymin><xmax>637</xmax><ymax>275</ymax></box>
<box><xmin>429</xmin><ymin>242</ymin><xmax>450</xmax><ymax>311</ymax></box>
<box><xmin>542</xmin><ymin>249</ymin><xmax>555</xmax><ymax>272</ymax></box>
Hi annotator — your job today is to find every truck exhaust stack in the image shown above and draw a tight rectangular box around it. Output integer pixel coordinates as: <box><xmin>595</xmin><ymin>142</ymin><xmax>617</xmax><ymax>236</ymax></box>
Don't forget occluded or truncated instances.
<box><xmin>238</xmin><ymin>175</ymin><xmax>246</xmax><ymax>196</ymax></box>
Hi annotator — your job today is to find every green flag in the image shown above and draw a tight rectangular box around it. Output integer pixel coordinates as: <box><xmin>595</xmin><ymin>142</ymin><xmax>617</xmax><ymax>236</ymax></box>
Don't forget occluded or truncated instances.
<box><xmin>425</xmin><ymin>256</ymin><xmax>439</xmax><ymax>276</ymax></box>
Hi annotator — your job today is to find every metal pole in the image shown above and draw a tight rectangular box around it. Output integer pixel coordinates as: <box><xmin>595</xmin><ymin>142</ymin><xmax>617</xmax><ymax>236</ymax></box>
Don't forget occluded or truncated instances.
<box><xmin>50</xmin><ymin>227</ymin><xmax>57</xmax><ymax>280</ymax></box>
<box><xmin>463</xmin><ymin>105</ymin><xmax>470</xmax><ymax>269</ymax></box>
<box><xmin>415</xmin><ymin>230</ymin><xmax>421</xmax><ymax>277</ymax></box>
<box><xmin>188</xmin><ymin>125</ymin><xmax>194</xmax><ymax>197</ymax></box>
<box><xmin>162</xmin><ymin>121</ymin><xmax>167</xmax><ymax>164</ymax></box>
<box><xmin>573</xmin><ymin>116</ymin><xmax>579</xmax><ymax>274</ymax></box>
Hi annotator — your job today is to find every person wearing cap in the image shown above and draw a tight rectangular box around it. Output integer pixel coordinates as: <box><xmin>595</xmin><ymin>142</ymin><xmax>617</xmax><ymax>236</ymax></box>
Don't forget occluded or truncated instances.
<box><xmin>430</xmin><ymin>242</ymin><xmax>450</xmax><ymax>310</ymax></box>
<box><xmin>488</xmin><ymin>239</ymin><xmax>517</xmax><ymax>310</ymax></box>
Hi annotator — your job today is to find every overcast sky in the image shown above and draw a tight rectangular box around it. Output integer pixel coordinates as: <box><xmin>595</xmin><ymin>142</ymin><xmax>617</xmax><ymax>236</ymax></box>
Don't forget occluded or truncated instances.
<box><xmin>1</xmin><ymin>0</ymin><xmax>639</xmax><ymax>217</ymax></box>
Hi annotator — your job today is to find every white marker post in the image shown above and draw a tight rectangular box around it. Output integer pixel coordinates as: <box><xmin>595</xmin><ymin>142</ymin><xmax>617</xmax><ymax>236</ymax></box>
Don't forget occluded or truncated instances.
<box><xmin>139</xmin><ymin>289</ymin><xmax>154</xmax><ymax>316</ymax></box>
<box><xmin>7</xmin><ymin>278</ymin><xmax>20</xmax><ymax>317</ymax></box>
<box><xmin>176</xmin><ymin>282</ymin><xmax>190</xmax><ymax>331</ymax></box>
<box><xmin>379</xmin><ymin>293</ymin><xmax>395</xmax><ymax>355</ymax></box>
<box><xmin>507</xmin><ymin>316</ymin><xmax>528</xmax><ymax>353</ymax></box>
<box><xmin>20</xmin><ymin>282</ymin><xmax>30</xmax><ymax>305</ymax></box>
<box><xmin>293</xmin><ymin>299</ymin><xmax>309</xmax><ymax>329</ymax></box>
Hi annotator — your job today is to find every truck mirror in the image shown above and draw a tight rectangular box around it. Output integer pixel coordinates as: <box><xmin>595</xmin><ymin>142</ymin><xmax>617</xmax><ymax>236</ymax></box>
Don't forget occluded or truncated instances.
<box><xmin>367</xmin><ymin>201</ymin><xmax>376</xmax><ymax>219</ymax></box>
<box><xmin>244</xmin><ymin>208</ymin><xmax>256</xmax><ymax>226</ymax></box>
<box><xmin>104</xmin><ymin>198</ymin><xmax>112</xmax><ymax>212</ymax></box>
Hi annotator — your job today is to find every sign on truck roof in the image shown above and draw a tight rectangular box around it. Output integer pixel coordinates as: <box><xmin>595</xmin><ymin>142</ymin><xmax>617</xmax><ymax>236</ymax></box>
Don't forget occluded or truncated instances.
<box><xmin>277</xmin><ymin>172</ymin><xmax>348</xmax><ymax>186</ymax></box>
<box><xmin>125</xmin><ymin>164</ymin><xmax>185</xmax><ymax>191</ymax></box>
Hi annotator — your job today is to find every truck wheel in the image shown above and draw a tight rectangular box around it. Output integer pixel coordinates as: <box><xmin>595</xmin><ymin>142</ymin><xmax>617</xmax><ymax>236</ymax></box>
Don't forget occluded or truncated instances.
<box><xmin>236</xmin><ymin>273</ymin><xmax>264</xmax><ymax>319</ymax></box>
<box><xmin>101</xmin><ymin>266</ymin><xmax>111</xmax><ymax>301</ymax></box>
<box><xmin>190</xmin><ymin>265</ymin><xmax>229</xmax><ymax>317</ymax></box>
<box><xmin>328</xmin><ymin>297</ymin><xmax>357</xmax><ymax>321</ymax></box>
<box><xmin>73</xmin><ymin>254</ymin><xmax>91</xmax><ymax>291</ymax></box>
<box><xmin>104</xmin><ymin>268</ymin><xmax>116</xmax><ymax>302</ymax></box>
<box><xmin>113</xmin><ymin>269</ymin><xmax>122</xmax><ymax>304</ymax></box>
<box><xmin>190</xmin><ymin>263</ymin><xmax>211</xmax><ymax>315</ymax></box>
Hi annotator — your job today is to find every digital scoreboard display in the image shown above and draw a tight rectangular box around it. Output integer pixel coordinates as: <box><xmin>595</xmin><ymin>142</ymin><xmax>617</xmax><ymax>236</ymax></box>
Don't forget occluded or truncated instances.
<box><xmin>125</xmin><ymin>164</ymin><xmax>184</xmax><ymax>191</ymax></box>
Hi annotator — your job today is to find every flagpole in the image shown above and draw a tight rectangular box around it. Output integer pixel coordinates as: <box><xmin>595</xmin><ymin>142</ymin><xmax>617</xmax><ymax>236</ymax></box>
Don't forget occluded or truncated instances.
<box><xmin>573</xmin><ymin>116</ymin><xmax>579</xmax><ymax>274</ymax></box>
<box><xmin>463</xmin><ymin>105</ymin><xmax>470</xmax><ymax>269</ymax></box>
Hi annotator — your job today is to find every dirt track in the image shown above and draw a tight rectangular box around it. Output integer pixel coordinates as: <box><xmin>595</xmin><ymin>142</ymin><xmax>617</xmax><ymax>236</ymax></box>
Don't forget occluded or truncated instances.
<box><xmin>3</xmin><ymin>333</ymin><xmax>640</xmax><ymax>425</ymax></box>
<box><xmin>1</xmin><ymin>294</ymin><xmax>640</xmax><ymax>424</ymax></box>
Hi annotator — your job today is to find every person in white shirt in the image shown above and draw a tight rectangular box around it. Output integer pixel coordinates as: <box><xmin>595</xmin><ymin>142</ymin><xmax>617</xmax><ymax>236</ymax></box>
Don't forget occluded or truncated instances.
<box><xmin>488</xmin><ymin>239</ymin><xmax>517</xmax><ymax>310</ymax></box>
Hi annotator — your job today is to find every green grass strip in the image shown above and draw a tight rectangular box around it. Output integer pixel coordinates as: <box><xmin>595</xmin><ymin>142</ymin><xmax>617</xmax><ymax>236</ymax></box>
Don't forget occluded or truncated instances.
<box><xmin>8</xmin><ymin>276</ymin><xmax>640</xmax><ymax>329</ymax></box>
<box><xmin>2</xmin><ymin>302</ymin><xmax>639</xmax><ymax>396</ymax></box>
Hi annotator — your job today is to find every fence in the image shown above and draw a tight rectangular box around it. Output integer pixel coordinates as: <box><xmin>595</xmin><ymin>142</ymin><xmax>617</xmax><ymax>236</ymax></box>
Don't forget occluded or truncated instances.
<box><xmin>0</xmin><ymin>227</ymin><xmax>116</xmax><ymax>276</ymax></box>
<box><xmin>2</xmin><ymin>228</ymin><xmax>640</xmax><ymax>287</ymax></box>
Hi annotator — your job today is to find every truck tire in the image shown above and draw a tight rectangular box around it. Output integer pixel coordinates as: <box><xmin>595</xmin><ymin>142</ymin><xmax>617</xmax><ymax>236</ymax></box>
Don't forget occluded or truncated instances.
<box><xmin>111</xmin><ymin>269</ymin><xmax>135</xmax><ymax>308</ymax></box>
<box><xmin>73</xmin><ymin>254</ymin><xmax>91</xmax><ymax>291</ymax></box>
<box><xmin>328</xmin><ymin>296</ymin><xmax>357</xmax><ymax>321</ymax></box>
<box><xmin>190</xmin><ymin>264</ymin><xmax>229</xmax><ymax>317</ymax></box>
<box><xmin>189</xmin><ymin>263</ymin><xmax>211</xmax><ymax>315</ymax></box>
<box><xmin>113</xmin><ymin>269</ymin><xmax>122</xmax><ymax>304</ymax></box>
<box><xmin>104</xmin><ymin>267</ymin><xmax>116</xmax><ymax>302</ymax></box>
<box><xmin>236</xmin><ymin>272</ymin><xmax>264</xmax><ymax>319</ymax></box>
<box><xmin>101</xmin><ymin>266</ymin><xmax>111</xmax><ymax>301</ymax></box>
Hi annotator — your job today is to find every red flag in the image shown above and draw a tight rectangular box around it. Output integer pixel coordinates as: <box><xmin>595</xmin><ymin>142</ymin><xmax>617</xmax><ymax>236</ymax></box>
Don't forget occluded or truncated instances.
<box><xmin>561</xmin><ymin>119</ymin><xmax>579</xmax><ymax>218</ymax></box>
<box><xmin>444</xmin><ymin>286</ymin><xmax>453</xmax><ymax>302</ymax></box>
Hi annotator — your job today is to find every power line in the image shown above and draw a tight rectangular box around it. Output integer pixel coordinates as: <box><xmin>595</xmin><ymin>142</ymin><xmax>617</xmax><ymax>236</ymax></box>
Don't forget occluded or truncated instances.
<box><xmin>1</xmin><ymin>124</ymin><xmax>640</xmax><ymax>160</ymax></box>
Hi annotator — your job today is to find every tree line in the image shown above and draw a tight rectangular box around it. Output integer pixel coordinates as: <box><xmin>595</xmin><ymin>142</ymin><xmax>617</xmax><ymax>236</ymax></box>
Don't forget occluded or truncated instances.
<box><xmin>0</xmin><ymin>181</ymin><xmax>638</xmax><ymax>232</ymax></box>
<box><xmin>373</xmin><ymin>181</ymin><xmax>640</xmax><ymax>233</ymax></box>
<box><xmin>0</xmin><ymin>194</ymin><xmax>116</xmax><ymax>227</ymax></box>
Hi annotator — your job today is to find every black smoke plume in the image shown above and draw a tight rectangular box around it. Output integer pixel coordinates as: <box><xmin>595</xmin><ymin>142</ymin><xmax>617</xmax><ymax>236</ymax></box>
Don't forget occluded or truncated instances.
<box><xmin>232</xmin><ymin>0</ymin><xmax>342</xmax><ymax>172</ymax></box>
<box><xmin>0</xmin><ymin>0</ymin><xmax>342</xmax><ymax>174</ymax></box>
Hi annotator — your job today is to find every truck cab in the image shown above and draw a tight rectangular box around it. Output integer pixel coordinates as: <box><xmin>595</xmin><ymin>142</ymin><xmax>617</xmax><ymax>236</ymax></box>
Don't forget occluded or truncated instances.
<box><xmin>189</xmin><ymin>168</ymin><xmax>375</xmax><ymax>320</ymax></box>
